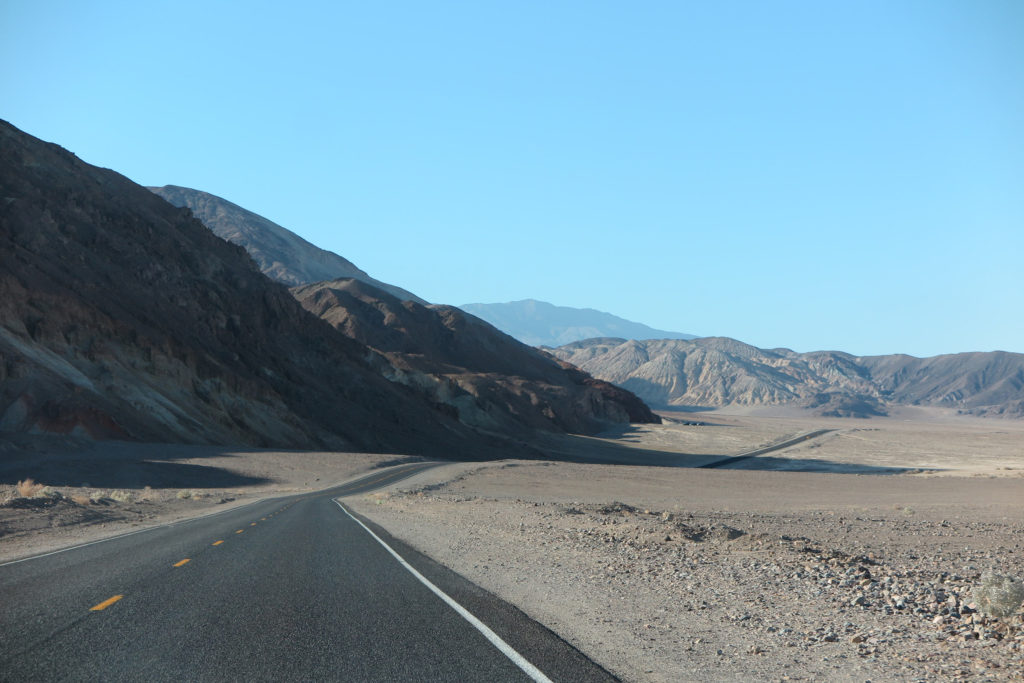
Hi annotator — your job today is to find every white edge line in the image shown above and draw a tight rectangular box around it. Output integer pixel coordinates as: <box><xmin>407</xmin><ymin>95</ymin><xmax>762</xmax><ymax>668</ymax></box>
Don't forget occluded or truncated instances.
<box><xmin>333</xmin><ymin>499</ymin><xmax>553</xmax><ymax>683</ymax></box>
<box><xmin>0</xmin><ymin>462</ymin><xmax>436</xmax><ymax>569</ymax></box>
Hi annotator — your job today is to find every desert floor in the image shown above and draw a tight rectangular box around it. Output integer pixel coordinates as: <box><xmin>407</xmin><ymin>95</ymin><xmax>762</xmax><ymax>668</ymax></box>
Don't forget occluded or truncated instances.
<box><xmin>3</xmin><ymin>408</ymin><xmax>1023</xmax><ymax>681</ymax></box>
<box><xmin>0</xmin><ymin>437</ymin><xmax>406</xmax><ymax>561</ymax></box>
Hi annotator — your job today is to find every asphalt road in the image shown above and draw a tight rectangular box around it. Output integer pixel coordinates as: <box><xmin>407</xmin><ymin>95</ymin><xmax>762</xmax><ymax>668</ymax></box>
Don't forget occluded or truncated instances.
<box><xmin>0</xmin><ymin>462</ymin><xmax>616</xmax><ymax>682</ymax></box>
<box><xmin>699</xmin><ymin>429</ymin><xmax>834</xmax><ymax>468</ymax></box>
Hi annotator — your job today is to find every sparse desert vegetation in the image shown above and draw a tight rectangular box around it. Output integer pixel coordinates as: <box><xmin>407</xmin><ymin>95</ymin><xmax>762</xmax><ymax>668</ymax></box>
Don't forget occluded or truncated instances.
<box><xmin>108</xmin><ymin>490</ymin><xmax>134</xmax><ymax>504</ymax></box>
<box><xmin>15</xmin><ymin>478</ymin><xmax>46</xmax><ymax>498</ymax></box>
<box><xmin>977</xmin><ymin>572</ymin><xmax>1024</xmax><ymax>620</ymax></box>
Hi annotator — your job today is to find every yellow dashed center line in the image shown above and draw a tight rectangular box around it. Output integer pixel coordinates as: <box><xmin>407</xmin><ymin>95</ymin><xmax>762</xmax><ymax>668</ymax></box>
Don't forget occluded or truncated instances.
<box><xmin>90</xmin><ymin>595</ymin><xmax>123</xmax><ymax>611</ymax></box>
<box><xmin>80</xmin><ymin>470</ymin><xmax>423</xmax><ymax>619</ymax></box>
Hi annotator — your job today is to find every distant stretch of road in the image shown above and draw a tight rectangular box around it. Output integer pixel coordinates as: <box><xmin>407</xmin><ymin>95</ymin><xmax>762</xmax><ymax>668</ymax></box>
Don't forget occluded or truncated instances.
<box><xmin>699</xmin><ymin>429</ymin><xmax>834</xmax><ymax>468</ymax></box>
<box><xmin>0</xmin><ymin>462</ymin><xmax>616</xmax><ymax>682</ymax></box>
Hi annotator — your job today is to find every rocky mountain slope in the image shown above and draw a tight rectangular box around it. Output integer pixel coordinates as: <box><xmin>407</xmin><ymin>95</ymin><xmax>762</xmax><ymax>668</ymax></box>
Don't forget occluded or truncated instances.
<box><xmin>551</xmin><ymin>337</ymin><xmax>1024</xmax><ymax>417</ymax></box>
<box><xmin>0</xmin><ymin>120</ymin><xmax>500</xmax><ymax>455</ymax></box>
<box><xmin>858</xmin><ymin>352</ymin><xmax>1024</xmax><ymax>416</ymax></box>
<box><xmin>149</xmin><ymin>185</ymin><xmax>424</xmax><ymax>302</ymax></box>
<box><xmin>292</xmin><ymin>279</ymin><xmax>659</xmax><ymax>434</ymax></box>
<box><xmin>460</xmin><ymin>299</ymin><xmax>696</xmax><ymax>347</ymax></box>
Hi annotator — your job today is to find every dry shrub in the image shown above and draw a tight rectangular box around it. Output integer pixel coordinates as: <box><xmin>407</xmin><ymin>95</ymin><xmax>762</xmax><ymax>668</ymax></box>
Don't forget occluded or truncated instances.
<box><xmin>976</xmin><ymin>572</ymin><xmax>1024</xmax><ymax>618</ymax></box>
<box><xmin>70</xmin><ymin>494</ymin><xmax>91</xmax><ymax>506</ymax></box>
<box><xmin>16</xmin><ymin>478</ymin><xmax>45</xmax><ymax>498</ymax></box>
<box><xmin>109</xmin><ymin>490</ymin><xmax>133</xmax><ymax>504</ymax></box>
<box><xmin>176</xmin><ymin>489</ymin><xmax>193</xmax><ymax>500</ymax></box>
<box><xmin>90</xmin><ymin>491</ymin><xmax>108</xmax><ymax>503</ymax></box>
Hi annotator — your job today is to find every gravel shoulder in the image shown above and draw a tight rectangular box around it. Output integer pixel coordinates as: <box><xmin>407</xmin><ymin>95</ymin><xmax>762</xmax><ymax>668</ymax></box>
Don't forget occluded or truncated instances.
<box><xmin>346</xmin><ymin>412</ymin><xmax>1024</xmax><ymax>682</ymax></box>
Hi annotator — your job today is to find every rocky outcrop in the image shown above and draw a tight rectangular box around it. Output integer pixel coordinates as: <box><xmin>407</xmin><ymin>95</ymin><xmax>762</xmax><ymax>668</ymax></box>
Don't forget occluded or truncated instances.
<box><xmin>149</xmin><ymin>185</ymin><xmax>425</xmax><ymax>302</ymax></box>
<box><xmin>550</xmin><ymin>337</ymin><xmax>1024</xmax><ymax>417</ymax></box>
<box><xmin>292</xmin><ymin>279</ymin><xmax>660</xmax><ymax>434</ymax></box>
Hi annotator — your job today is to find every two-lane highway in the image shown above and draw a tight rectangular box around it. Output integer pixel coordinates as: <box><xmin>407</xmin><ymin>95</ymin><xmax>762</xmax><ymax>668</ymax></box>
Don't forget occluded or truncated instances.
<box><xmin>0</xmin><ymin>462</ymin><xmax>616</xmax><ymax>682</ymax></box>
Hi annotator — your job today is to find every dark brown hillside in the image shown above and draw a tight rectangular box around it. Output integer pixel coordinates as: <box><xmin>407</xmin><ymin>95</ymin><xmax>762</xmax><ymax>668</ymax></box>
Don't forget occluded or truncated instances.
<box><xmin>0</xmin><ymin>120</ymin><xmax>482</xmax><ymax>454</ymax></box>
<box><xmin>292</xmin><ymin>278</ymin><xmax>660</xmax><ymax>434</ymax></box>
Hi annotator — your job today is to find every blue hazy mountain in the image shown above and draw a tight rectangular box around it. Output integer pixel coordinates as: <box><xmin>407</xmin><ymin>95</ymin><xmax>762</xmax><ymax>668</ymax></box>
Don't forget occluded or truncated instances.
<box><xmin>459</xmin><ymin>299</ymin><xmax>697</xmax><ymax>347</ymax></box>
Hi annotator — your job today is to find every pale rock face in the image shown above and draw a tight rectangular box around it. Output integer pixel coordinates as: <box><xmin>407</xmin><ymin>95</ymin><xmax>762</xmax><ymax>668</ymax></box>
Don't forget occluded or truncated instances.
<box><xmin>551</xmin><ymin>337</ymin><xmax>1024</xmax><ymax>417</ymax></box>
<box><xmin>149</xmin><ymin>185</ymin><xmax>426</xmax><ymax>303</ymax></box>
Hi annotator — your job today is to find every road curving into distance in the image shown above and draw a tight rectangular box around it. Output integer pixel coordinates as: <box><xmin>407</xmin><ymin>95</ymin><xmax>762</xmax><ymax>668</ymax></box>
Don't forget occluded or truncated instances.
<box><xmin>0</xmin><ymin>462</ymin><xmax>617</xmax><ymax>682</ymax></box>
<box><xmin>698</xmin><ymin>430</ymin><xmax>834</xmax><ymax>469</ymax></box>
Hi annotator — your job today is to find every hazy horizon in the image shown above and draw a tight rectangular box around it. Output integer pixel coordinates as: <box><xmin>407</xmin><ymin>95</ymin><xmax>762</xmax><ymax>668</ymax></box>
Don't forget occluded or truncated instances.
<box><xmin>3</xmin><ymin>1</ymin><xmax>1021</xmax><ymax>357</ymax></box>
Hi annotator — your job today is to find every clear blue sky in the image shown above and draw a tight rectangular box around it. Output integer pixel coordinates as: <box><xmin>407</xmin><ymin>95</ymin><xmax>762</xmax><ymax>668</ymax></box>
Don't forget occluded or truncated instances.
<box><xmin>3</xmin><ymin>1</ymin><xmax>1021</xmax><ymax>357</ymax></box>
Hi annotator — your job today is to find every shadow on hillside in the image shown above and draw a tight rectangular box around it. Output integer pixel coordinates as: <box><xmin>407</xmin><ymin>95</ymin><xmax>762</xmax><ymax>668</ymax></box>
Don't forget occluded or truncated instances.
<box><xmin>595</xmin><ymin>421</ymin><xmax>731</xmax><ymax>445</ymax></box>
<box><xmin>657</xmin><ymin>405</ymin><xmax>721</xmax><ymax>414</ymax></box>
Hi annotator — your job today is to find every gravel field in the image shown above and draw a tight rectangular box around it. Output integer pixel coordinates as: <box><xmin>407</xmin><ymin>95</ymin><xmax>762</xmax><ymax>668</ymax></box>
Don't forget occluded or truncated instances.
<box><xmin>3</xmin><ymin>411</ymin><xmax>1023</xmax><ymax>681</ymax></box>
<box><xmin>349</xmin><ymin>462</ymin><xmax>1024</xmax><ymax>682</ymax></box>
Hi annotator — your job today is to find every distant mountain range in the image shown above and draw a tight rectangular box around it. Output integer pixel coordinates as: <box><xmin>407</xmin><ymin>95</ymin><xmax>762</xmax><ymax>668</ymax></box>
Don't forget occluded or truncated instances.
<box><xmin>460</xmin><ymin>299</ymin><xmax>697</xmax><ymax>347</ymax></box>
<box><xmin>149</xmin><ymin>185</ymin><xmax>425</xmax><ymax>303</ymax></box>
<box><xmin>550</xmin><ymin>337</ymin><xmax>1024</xmax><ymax>418</ymax></box>
<box><xmin>0</xmin><ymin>121</ymin><xmax>655</xmax><ymax>454</ymax></box>
<box><xmin>6</xmin><ymin>119</ymin><xmax>1018</xmax><ymax>443</ymax></box>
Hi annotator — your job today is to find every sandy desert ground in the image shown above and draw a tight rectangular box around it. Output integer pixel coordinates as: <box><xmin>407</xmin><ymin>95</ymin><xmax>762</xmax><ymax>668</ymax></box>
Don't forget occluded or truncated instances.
<box><xmin>2</xmin><ymin>408</ymin><xmax>1023</xmax><ymax>681</ymax></box>
<box><xmin>0</xmin><ymin>437</ymin><xmax>407</xmax><ymax>562</ymax></box>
